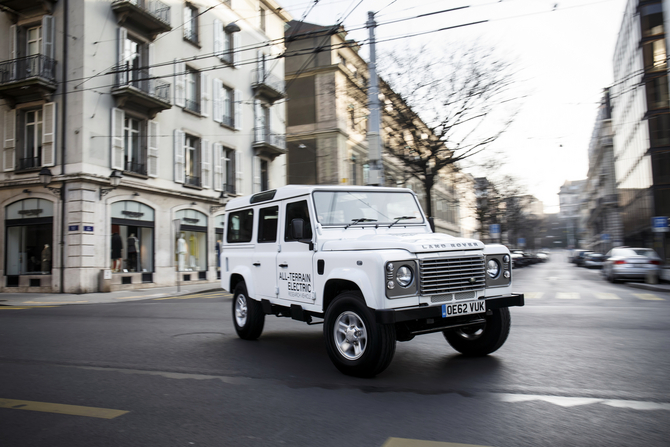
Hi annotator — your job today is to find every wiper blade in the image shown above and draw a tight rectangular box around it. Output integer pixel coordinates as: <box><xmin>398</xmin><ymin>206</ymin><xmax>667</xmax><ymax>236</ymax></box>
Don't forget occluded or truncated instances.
<box><xmin>389</xmin><ymin>216</ymin><xmax>416</xmax><ymax>228</ymax></box>
<box><xmin>345</xmin><ymin>217</ymin><xmax>378</xmax><ymax>229</ymax></box>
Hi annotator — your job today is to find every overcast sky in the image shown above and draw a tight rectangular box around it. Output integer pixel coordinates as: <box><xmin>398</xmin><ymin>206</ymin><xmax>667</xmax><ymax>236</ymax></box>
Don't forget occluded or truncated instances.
<box><xmin>276</xmin><ymin>0</ymin><xmax>628</xmax><ymax>213</ymax></box>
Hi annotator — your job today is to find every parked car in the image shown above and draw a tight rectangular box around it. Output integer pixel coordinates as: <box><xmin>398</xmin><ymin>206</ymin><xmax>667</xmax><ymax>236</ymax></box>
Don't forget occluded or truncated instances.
<box><xmin>584</xmin><ymin>253</ymin><xmax>606</xmax><ymax>269</ymax></box>
<box><xmin>602</xmin><ymin>247</ymin><xmax>661</xmax><ymax>283</ymax></box>
<box><xmin>569</xmin><ymin>249</ymin><xmax>588</xmax><ymax>263</ymax></box>
<box><xmin>511</xmin><ymin>252</ymin><xmax>525</xmax><ymax>268</ymax></box>
<box><xmin>536</xmin><ymin>251</ymin><xmax>549</xmax><ymax>262</ymax></box>
<box><xmin>574</xmin><ymin>250</ymin><xmax>593</xmax><ymax>267</ymax></box>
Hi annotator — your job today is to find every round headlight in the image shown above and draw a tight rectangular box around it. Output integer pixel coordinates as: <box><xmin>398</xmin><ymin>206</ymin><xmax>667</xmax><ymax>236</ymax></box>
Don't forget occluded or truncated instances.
<box><xmin>396</xmin><ymin>265</ymin><xmax>413</xmax><ymax>287</ymax></box>
<box><xmin>487</xmin><ymin>259</ymin><xmax>501</xmax><ymax>278</ymax></box>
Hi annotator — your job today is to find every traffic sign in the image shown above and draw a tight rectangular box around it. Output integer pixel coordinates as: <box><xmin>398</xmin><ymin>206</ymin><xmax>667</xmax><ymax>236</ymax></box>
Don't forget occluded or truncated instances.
<box><xmin>490</xmin><ymin>224</ymin><xmax>500</xmax><ymax>234</ymax></box>
<box><xmin>652</xmin><ymin>216</ymin><xmax>668</xmax><ymax>232</ymax></box>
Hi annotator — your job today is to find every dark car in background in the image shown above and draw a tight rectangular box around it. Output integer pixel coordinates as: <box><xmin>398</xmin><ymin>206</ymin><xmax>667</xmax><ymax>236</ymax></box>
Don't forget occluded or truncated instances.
<box><xmin>584</xmin><ymin>253</ymin><xmax>606</xmax><ymax>269</ymax></box>
<box><xmin>575</xmin><ymin>250</ymin><xmax>594</xmax><ymax>267</ymax></box>
<box><xmin>602</xmin><ymin>247</ymin><xmax>661</xmax><ymax>283</ymax></box>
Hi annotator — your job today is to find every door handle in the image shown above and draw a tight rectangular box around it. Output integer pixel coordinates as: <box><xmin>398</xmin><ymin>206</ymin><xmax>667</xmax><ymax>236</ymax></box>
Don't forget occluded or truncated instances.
<box><xmin>278</xmin><ymin>263</ymin><xmax>288</xmax><ymax>268</ymax></box>
<box><xmin>253</xmin><ymin>262</ymin><xmax>261</xmax><ymax>267</ymax></box>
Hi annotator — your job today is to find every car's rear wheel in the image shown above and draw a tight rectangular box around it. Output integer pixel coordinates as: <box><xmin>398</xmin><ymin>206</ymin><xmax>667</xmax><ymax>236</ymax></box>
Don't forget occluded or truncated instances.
<box><xmin>324</xmin><ymin>292</ymin><xmax>396</xmax><ymax>377</ymax></box>
<box><xmin>232</xmin><ymin>282</ymin><xmax>265</xmax><ymax>340</ymax></box>
<box><xmin>443</xmin><ymin>307</ymin><xmax>511</xmax><ymax>356</ymax></box>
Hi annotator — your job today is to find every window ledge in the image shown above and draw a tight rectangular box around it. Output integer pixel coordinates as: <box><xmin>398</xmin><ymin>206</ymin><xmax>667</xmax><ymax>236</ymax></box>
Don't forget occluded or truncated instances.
<box><xmin>183</xmin><ymin>37</ymin><xmax>201</xmax><ymax>49</ymax></box>
<box><xmin>183</xmin><ymin>107</ymin><xmax>203</xmax><ymax>118</ymax></box>
<box><xmin>123</xmin><ymin>171</ymin><xmax>149</xmax><ymax>180</ymax></box>
<box><xmin>219</xmin><ymin>122</ymin><xmax>237</xmax><ymax>131</ymax></box>
<box><xmin>183</xmin><ymin>183</ymin><xmax>203</xmax><ymax>191</ymax></box>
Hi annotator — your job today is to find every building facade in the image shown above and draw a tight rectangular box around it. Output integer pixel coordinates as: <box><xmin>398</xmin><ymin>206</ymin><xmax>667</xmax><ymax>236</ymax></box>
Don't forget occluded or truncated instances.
<box><xmin>0</xmin><ymin>0</ymin><xmax>290</xmax><ymax>292</ymax></box>
<box><xmin>559</xmin><ymin>179</ymin><xmax>586</xmax><ymax>248</ymax></box>
<box><xmin>611</xmin><ymin>0</ymin><xmax>670</xmax><ymax>257</ymax></box>
<box><xmin>284</xmin><ymin>20</ymin><xmax>466</xmax><ymax>236</ymax></box>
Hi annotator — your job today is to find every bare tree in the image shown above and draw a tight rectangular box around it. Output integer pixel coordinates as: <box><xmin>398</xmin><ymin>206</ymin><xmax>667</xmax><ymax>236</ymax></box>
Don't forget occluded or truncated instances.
<box><xmin>378</xmin><ymin>43</ymin><xmax>519</xmax><ymax>217</ymax></box>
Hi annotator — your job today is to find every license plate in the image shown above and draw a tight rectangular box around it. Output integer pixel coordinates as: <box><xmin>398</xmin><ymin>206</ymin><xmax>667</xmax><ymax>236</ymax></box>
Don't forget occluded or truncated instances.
<box><xmin>442</xmin><ymin>300</ymin><xmax>486</xmax><ymax>317</ymax></box>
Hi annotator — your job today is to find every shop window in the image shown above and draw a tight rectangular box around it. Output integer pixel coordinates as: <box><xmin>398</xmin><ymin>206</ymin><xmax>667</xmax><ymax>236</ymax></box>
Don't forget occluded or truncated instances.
<box><xmin>227</xmin><ymin>209</ymin><xmax>253</xmax><ymax>243</ymax></box>
<box><xmin>215</xmin><ymin>214</ymin><xmax>224</xmax><ymax>279</ymax></box>
<box><xmin>175</xmin><ymin>209</ymin><xmax>208</xmax><ymax>272</ymax></box>
<box><xmin>110</xmin><ymin>201</ymin><xmax>155</xmax><ymax>273</ymax></box>
<box><xmin>5</xmin><ymin>199</ymin><xmax>54</xmax><ymax>275</ymax></box>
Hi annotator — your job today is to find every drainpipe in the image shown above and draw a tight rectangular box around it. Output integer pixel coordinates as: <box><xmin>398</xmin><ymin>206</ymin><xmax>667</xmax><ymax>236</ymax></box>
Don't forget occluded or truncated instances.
<box><xmin>59</xmin><ymin>0</ymin><xmax>68</xmax><ymax>293</ymax></box>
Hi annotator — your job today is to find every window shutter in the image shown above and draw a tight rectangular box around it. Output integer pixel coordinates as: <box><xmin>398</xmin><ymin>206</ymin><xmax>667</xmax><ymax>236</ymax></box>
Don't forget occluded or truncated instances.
<box><xmin>257</xmin><ymin>50</ymin><xmax>264</xmax><ymax>81</ymax></box>
<box><xmin>174</xmin><ymin>60</ymin><xmax>185</xmax><ymax>108</ymax></box>
<box><xmin>212</xmin><ymin>78</ymin><xmax>222</xmax><ymax>123</ymax></box>
<box><xmin>234</xmin><ymin>89</ymin><xmax>242</xmax><ymax>131</ymax></box>
<box><xmin>148</xmin><ymin>43</ymin><xmax>155</xmax><ymax>93</ymax></box>
<box><xmin>42</xmin><ymin>102</ymin><xmax>56</xmax><ymax>167</ymax></box>
<box><xmin>118</xmin><ymin>28</ymin><xmax>128</xmax><ymax>85</ymax></box>
<box><xmin>111</xmin><ymin>108</ymin><xmax>125</xmax><ymax>170</ymax></box>
<box><xmin>254</xmin><ymin>99</ymin><xmax>263</xmax><ymax>142</ymax></box>
<box><xmin>253</xmin><ymin>156</ymin><xmax>261</xmax><ymax>193</ymax></box>
<box><xmin>201</xmin><ymin>139</ymin><xmax>211</xmax><ymax>189</ymax></box>
<box><xmin>201</xmin><ymin>73</ymin><xmax>210</xmax><ymax>117</ymax></box>
<box><xmin>9</xmin><ymin>25</ymin><xmax>16</xmax><ymax>79</ymax></box>
<box><xmin>213</xmin><ymin>19</ymin><xmax>223</xmax><ymax>60</ymax></box>
<box><xmin>4</xmin><ymin>109</ymin><xmax>15</xmax><ymax>172</ymax></box>
<box><xmin>148</xmin><ymin>119</ymin><xmax>159</xmax><ymax>177</ymax></box>
<box><xmin>232</xmin><ymin>32</ymin><xmax>240</xmax><ymax>66</ymax></box>
<box><xmin>42</xmin><ymin>15</ymin><xmax>55</xmax><ymax>60</ymax></box>
<box><xmin>235</xmin><ymin>150</ymin><xmax>242</xmax><ymax>195</ymax></box>
<box><xmin>213</xmin><ymin>143</ymin><xmax>223</xmax><ymax>192</ymax></box>
<box><xmin>174</xmin><ymin>129</ymin><xmax>185</xmax><ymax>183</ymax></box>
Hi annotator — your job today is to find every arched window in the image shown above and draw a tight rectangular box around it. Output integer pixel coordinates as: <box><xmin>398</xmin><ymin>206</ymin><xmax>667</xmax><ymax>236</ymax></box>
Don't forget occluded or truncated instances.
<box><xmin>110</xmin><ymin>201</ymin><xmax>155</xmax><ymax>274</ymax></box>
<box><xmin>175</xmin><ymin>209</ymin><xmax>208</xmax><ymax>277</ymax></box>
<box><xmin>5</xmin><ymin>199</ymin><xmax>54</xmax><ymax>278</ymax></box>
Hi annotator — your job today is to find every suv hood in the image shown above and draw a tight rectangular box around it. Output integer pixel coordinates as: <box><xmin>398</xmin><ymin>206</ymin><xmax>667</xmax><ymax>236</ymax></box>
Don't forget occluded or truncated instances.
<box><xmin>320</xmin><ymin>232</ymin><xmax>484</xmax><ymax>253</ymax></box>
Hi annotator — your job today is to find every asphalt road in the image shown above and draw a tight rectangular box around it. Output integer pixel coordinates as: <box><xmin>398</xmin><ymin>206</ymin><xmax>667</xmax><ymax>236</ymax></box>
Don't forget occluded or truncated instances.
<box><xmin>1</xmin><ymin>251</ymin><xmax>668</xmax><ymax>447</ymax></box>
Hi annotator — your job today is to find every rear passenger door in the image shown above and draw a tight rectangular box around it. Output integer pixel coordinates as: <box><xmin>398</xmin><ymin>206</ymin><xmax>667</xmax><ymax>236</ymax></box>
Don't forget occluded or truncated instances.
<box><xmin>277</xmin><ymin>198</ymin><xmax>315</xmax><ymax>304</ymax></box>
<box><xmin>252</xmin><ymin>205</ymin><xmax>279</xmax><ymax>300</ymax></box>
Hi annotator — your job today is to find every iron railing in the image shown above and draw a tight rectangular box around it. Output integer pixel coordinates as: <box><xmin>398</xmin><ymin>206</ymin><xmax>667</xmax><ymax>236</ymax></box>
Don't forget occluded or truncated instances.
<box><xmin>112</xmin><ymin>0</ymin><xmax>171</xmax><ymax>25</ymax></box>
<box><xmin>185</xmin><ymin>175</ymin><xmax>201</xmax><ymax>187</ymax></box>
<box><xmin>252</xmin><ymin>69</ymin><xmax>285</xmax><ymax>95</ymax></box>
<box><xmin>17</xmin><ymin>155</ymin><xmax>41</xmax><ymax>170</ymax></box>
<box><xmin>184</xmin><ymin>28</ymin><xmax>198</xmax><ymax>44</ymax></box>
<box><xmin>113</xmin><ymin>66</ymin><xmax>171</xmax><ymax>104</ymax></box>
<box><xmin>185</xmin><ymin>98</ymin><xmax>200</xmax><ymax>114</ymax></box>
<box><xmin>253</xmin><ymin>127</ymin><xmax>286</xmax><ymax>149</ymax></box>
<box><xmin>126</xmin><ymin>159</ymin><xmax>147</xmax><ymax>176</ymax></box>
<box><xmin>221</xmin><ymin>114</ymin><xmax>234</xmax><ymax>128</ymax></box>
<box><xmin>0</xmin><ymin>54</ymin><xmax>56</xmax><ymax>84</ymax></box>
<box><xmin>224</xmin><ymin>183</ymin><xmax>236</xmax><ymax>195</ymax></box>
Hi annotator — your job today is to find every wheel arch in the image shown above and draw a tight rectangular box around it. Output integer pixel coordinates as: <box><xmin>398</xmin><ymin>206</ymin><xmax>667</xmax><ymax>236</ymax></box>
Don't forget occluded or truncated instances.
<box><xmin>322</xmin><ymin>269</ymin><xmax>376</xmax><ymax>311</ymax></box>
<box><xmin>229</xmin><ymin>270</ymin><xmax>254</xmax><ymax>298</ymax></box>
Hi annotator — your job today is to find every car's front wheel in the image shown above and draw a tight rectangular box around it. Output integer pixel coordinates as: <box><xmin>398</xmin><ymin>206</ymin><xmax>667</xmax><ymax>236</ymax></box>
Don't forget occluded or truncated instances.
<box><xmin>324</xmin><ymin>292</ymin><xmax>396</xmax><ymax>377</ymax></box>
<box><xmin>443</xmin><ymin>307</ymin><xmax>511</xmax><ymax>356</ymax></box>
<box><xmin>232</xmin><ymin>282</ymin><xmax>265</xmax><ymax>340</ymax></box>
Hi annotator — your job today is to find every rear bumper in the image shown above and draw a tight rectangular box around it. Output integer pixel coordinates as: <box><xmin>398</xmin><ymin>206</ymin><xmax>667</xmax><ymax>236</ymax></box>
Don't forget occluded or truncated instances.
<box><xmin>375</xmin><ymin>293</ymin><xmax>525</xmax><ymax>324</ymax></box>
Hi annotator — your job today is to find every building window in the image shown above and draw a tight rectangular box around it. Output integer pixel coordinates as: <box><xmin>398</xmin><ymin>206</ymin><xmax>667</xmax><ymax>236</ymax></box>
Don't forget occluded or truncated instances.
<box><xmin>646</xmin><ymin>75</ymin><xmax>669</xmax><ymax>110</ymax></box>
<box><xmin>175</xmin><ymin>209</ymin><xmax>208</xmax><ymax>272</ymax></box>
<box><xmin>643</xmin><ymin>39</ymin><xmax>667</xmax><ymax>72</ymax></box>
<box><xmin>20</xmin><ymin>109</ymin><xmax>42</xmax><ymax>170</ymax></box>
<box><xmin>260</xmin><ymin>159</ymin><xmax>269</xmax><ymax>191</ymax></box>
<box><xmin>641</xmin><ymin>3</ymin><xmax>664</xmax><ymax>37</ymax></box>
<box><xmin>260</xmin><ymin>6</ymin><xmax>267</xmax><ymax>32</ymax></box>
<box><xmin>124</xmin><ymin>116</ymin><xmax>147</xmax><ymax>175</ymax></box>
<box><xmin>223</xmin><ymin>147</ymin><xmax>236</xmax><ymax>194</ymax></box>
<box><xmin>183</xmin><ymin>3</ymin><xmax>198</xmax><ymax>44</ymax></box>
<box><xmin>222</xmin><ymin>85</ymin><xmax>234</xmax><ymax>126</ymax></box>
<box><xmin>111</xmin><ymin>201</ymin><xmax>155</xmax><ymax>273</ymax></box>
<box><xmin>649</xmin><ymin>114</ymin><xmax>670</xmax><ymax>147</ymax></box>
<box><xmin>27</xmin><ymin>26</ymin><xmax>42</xmax><ymax>56</ymax></box>
<box><xmin>185</xmin><ymin>134</ymin><xmax>201</xmax><ymax>186</ymax></box>
<box><xmin>5</xmin><ymin>199</ymin><xmax>54</xmax><ymax>276</ymax></box>
<box><xmin>185</xmin><ymin>66</ymin><xmax>200</xmax><ymax>113</ymax></box>
<box><xmin>8</xmin><ymin>103</ymin><xmax>56</xmax><ymax>172</ymax></box>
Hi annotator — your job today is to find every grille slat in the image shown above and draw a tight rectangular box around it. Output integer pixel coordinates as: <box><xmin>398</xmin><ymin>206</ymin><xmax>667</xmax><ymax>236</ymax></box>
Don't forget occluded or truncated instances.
<box><xmin>420</xmin><ymin>255</ymin><xmax>485</xmax><ymax>294</ymax></box>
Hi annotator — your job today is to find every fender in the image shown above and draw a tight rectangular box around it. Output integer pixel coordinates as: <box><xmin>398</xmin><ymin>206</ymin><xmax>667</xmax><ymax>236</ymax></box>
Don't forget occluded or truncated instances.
<box><xmin>228</xmin><ymin>265</ymin><xmax>255</xmax><ymax>299</ymax></box>
<box><xmin>323</xmin><ymin>267</ymin><xmax>380</xmax><ymax>309</ymax></box>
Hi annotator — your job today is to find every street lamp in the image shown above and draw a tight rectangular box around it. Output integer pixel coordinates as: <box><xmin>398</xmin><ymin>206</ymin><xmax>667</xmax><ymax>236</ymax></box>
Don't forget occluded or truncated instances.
<box><xmin>224</xmin><ymin>22</ymin><xmax>241</xmax><ymax>33</ymax></box>
<box><xmin>210</xmin><ymin>191</ymin><xmax>228</xmax><ymax>213</ymax></box>
<box><xmin>39</xmin><ymin>167</ymin><xmax>62</xmax><ymax>196</ymax></box>
<box><xmin>100</xmin><ymin>169</ymin><xmax>123</xmax><ymax>199</ymax></box>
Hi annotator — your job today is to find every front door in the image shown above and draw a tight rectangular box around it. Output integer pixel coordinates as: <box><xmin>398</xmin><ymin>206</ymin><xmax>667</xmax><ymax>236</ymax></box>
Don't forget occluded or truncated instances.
<box><xmin>277</xmin><ymin>198</ymin><xmax>315</xmax><ymax>304</ymax></box>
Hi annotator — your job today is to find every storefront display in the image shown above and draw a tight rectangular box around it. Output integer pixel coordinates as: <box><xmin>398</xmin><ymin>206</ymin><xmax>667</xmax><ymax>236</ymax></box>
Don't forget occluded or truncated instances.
<box><xmin>5</xmin><ymin>199</ymin><xmax>54</xmax><ymax>276</ymax></box>
<box><xmin>175</xmin><ymin>209</ymin><xmax>207</xmax><ymax>272</ymax></box>
<box><xmin>110</xmin><ymin>201</ymin><xmax>155</xmax><ymax>273</ymax></box>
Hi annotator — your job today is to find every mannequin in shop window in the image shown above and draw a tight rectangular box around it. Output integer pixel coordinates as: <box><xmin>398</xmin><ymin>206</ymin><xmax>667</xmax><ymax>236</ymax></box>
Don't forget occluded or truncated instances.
<box><xmin>41</xmin><ymin>244</ymin><xmax>51</xmax><ymax>273</ymax></box>
<box><xmin>177</xmin><ymin>233</ymin><xmax>187</xmax><ymax>272</ymax></box>
<box><xmin>111</xmin><ymin>233</ymin><xmax>123</xmax><ymax>272</ymax></box>
<box><xmin>189</xmin><ymin>234</ymin><xmax>197</xmax><ymax>269</ymax></box>
<box><xmin>127</xmin><ymin>234</ymin><xmax>139</xmax><ymax>272</ymax></box>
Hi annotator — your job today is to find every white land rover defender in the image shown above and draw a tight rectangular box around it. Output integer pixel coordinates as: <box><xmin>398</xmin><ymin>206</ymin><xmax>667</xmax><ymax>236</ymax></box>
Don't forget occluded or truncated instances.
<box><xmin>220</xmin><ymin>185</ymin><xmax>524</xmax><ymax>377</ymax></box>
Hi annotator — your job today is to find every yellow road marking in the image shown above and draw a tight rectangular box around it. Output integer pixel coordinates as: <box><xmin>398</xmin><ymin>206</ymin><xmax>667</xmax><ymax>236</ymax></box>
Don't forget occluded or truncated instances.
<box><xmin>524</xmin><ymin>292</ymin><xmax>543</xmax><ymax>299</ymax></box>
<box><xmin>0</xmin><ymin>306</ymin><xmax>60</xmax><ymax>310</ymax></box>
<box><xmin>556</xmin><ymin>292</ymin><xmax>580</xmax><ymax>299</ymax></box>
<box><xmin>634</xmin><ymin>293</ymin><xmax>665</xmax><ymax>301</ymax></box>
<box><xmin>382</xmin><ymin>439</ymin><xmax>492</xmax><ymax>447</ymax></box>
<box><xmin>595</xmin><ymin>293</ymin><xmax>620</xmax><ymax>300</ymax></box>
<box><xmin>0</xmin><ymin>398</ymin><xmax>128</xmax><ymax>419</ymax></box>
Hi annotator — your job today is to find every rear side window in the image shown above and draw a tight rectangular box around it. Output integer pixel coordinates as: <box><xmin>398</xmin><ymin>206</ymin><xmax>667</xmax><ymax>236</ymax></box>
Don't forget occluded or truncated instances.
<box><xmin>285</xmin><ymin>200</ymin><xmax>313</xmax><ymax>241</ymax></box>
<box><xmin>258</xmin><ymin>206</ymin><xmax>278</xmax><ymax>243</ymax></box>
<box><xmin>227</xmin><ymin>209</ymin><xmax>254</xmax><ymax>243</ymax></box>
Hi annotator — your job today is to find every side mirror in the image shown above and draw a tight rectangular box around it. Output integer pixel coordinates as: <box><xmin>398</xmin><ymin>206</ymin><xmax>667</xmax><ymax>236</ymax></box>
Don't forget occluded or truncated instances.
<box><xmin>291</xmin><ymin>218</ymin><xmax>305</xmax><ymax>240</ymax></box>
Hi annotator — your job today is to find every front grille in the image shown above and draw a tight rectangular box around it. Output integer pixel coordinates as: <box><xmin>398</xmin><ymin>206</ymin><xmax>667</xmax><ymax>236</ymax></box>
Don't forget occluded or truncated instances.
<box><xmin>420</xmin><ymin>255</ymin><xmax>486</xmax><ymax>295</ymax></box>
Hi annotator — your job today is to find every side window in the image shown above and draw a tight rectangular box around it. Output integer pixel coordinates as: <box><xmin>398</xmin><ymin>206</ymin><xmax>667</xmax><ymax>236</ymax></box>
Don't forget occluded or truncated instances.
<box><xmin>226</xmin><ymin>209</ymin><xmax>254</xmax><ymax>243</ymax></box>
<box><xmin>258</xmin><ymin>206</ymin><xmax>278</xmax><ymax>243</ymax></box>
<box><xmin>284</xmin><ymin>200</ymin><xmax>312</xmax><ymax>242</ymax></box>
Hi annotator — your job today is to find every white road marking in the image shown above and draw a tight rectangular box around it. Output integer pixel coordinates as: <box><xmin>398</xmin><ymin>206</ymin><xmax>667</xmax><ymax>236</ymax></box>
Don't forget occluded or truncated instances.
<box><xmin>492</xmin><ymin>393</ymin><xmax>670</xmax><ymax>411</ymax></box>
<box><xmin>556</xmin><ymin>292</ymin><xmax>580</xmax><ymax>299</ymax></box>
<box><xmin>595</xmin><ymin>293</ymin><xmax>620</xmax><ymax>300</ymax></box>
<box><xmin>524</xmin><ymin>292</ymin><xmax>544</xmax><ymax>299</ymax></box>
<box><xmin>634</xmin><ymin>293</ymin><xmax>664</xmax><ymax>301</ymax></box>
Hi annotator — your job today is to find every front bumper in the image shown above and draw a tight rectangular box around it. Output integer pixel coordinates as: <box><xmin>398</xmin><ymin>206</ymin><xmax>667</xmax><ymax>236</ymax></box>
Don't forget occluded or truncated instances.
<box><xmin>375</xmin><ymin>293</ymin><xmax>524</xmax><ymax>324</ymax></box>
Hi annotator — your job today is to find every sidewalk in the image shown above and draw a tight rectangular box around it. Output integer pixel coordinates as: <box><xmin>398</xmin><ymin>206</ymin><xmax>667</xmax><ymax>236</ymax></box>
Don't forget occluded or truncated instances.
<box><xmin>0</xmin><ymin>282</ymin><xmax>227</xmax><ymax>307</ymax></box>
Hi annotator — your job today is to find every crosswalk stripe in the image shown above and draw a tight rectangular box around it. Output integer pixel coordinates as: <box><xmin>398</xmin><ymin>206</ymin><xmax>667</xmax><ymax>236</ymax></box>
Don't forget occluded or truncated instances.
<box><xmin>0</xmin><ymin>398</ymin><xmax>128</xmax><ymax>419</ymax></box>
<box><xmin>634</xmin><ymin>293</ymin><xmax>665</xmax><ymax>301</ymax></box>
<box><xmin>525</xmin><ymin>292</ymin><xmax>544</xmax><ymax>299</ymax></box>
<box><xmin>595</xmin><ymin>293</ymin><xmax>620</xmax><ymax>300</ymax></box>
<box><xmin>556</xmin><ymin>292</ymin><xmax>580</xmax><ymax>299</ymax></box>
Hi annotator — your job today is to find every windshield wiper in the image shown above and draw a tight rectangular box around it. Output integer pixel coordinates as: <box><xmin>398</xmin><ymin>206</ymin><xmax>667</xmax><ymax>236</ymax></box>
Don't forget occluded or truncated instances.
<box><xmin>345</xmin><ymin>218</ymin><xmax>378</xmax><ymax>229</ymax></box>
<box><xmin>389</xmin><ymin>216</ymin><xmax>416</xmax><ymax>228</ymax></box>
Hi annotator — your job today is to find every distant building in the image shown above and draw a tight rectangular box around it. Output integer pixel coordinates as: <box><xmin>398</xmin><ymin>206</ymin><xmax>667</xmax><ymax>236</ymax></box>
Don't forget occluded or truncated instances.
<box><xmin>584</xmin><ymin>89</ymin><xmax>623</xmax><ymax>253</ymax></box>
<box><xmin>611</xmin><ymin>0</ymin><xmax>670</xmax><ymax>257</ymax></box>
<box><xmin>559</xmin><ymin>180</ymin><xmax>586</xmax><ymax>248</ymax></box>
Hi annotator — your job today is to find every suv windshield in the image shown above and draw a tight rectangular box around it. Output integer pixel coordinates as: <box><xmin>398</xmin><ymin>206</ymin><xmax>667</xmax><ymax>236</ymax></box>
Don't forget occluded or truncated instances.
<box><xmin>313</xmin><ymin>191</ymin><xmax>424</xmax><ymax>226</ymax></box>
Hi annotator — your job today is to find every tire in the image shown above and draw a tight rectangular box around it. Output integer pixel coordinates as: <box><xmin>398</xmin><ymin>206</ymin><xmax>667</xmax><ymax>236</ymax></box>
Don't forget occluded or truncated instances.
<box><xmin>232</xmin><ymin>282</ymin><xmax>265</xmax><ymax>340</ymax></box>
<box><xmin>443</xmin><ymin>307</ymin><xmax>511</xmax><ymax>357</ymax></box>
<box><xmin>324</xmin><ymin>292</ymin><xmax>396</xmax><ymax>377</ymax></box>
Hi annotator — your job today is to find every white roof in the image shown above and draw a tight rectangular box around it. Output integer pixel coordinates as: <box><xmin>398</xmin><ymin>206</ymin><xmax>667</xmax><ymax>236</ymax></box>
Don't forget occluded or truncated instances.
<box><xmin>224</xmin><ymin>184</ymin><xmax>414</xmax><ymax>211</ymax></box>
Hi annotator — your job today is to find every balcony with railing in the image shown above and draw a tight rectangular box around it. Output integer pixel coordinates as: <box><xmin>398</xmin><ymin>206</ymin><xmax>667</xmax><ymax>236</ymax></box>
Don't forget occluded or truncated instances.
<box><xmin>251</xmin><ymin>69</ymin><xmax>286</xmax><ymax>103</ymax></box>
<box><xmin>185</xmin><ymin>175</ymin><xmax>201</xmax><ymax>187</ymax></box>
<box><xmin>17</xmin><ymin>155</ymin><xmax>42</xmax><ymax>171</ymax></box>
<box><xmin>111</xmin><ymin>0</ymin><xmax>171</xmax><ymax>38</ymax></box>
<box><xmin>184</xmin><ymin>98</ymin><xmax>201</xmax><ymax>115</ymax></box>
<box><xmin>253</xmin><ymin>127</ymin><xmax>287</xmax><ymax>160</ymax></box>
<box><xmin>111</xmin><ymin>66</ymin><xmax>171</xmax><ymax>117</ymax></box>
<box><xmin>0</xmin><ymin>0</ymin><xmax>55</xmax><ymax>13</ymax></box>
<box><xmin>126</xmin><ymin>159</ymin><xmax>147</xmax><ymax>176</ymax></box>
<box><xmin>0</xmin><ymin>55</ymin><xmax>57</xmax><ymax>104</ymax></box>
